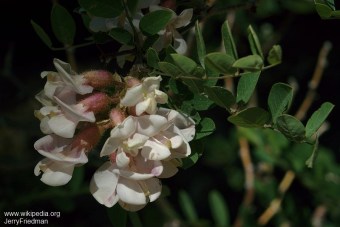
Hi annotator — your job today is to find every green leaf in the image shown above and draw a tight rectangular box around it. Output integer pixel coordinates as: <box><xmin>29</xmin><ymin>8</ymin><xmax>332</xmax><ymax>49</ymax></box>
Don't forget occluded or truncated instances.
<box><xmin>306</xmin><ymin>136</ymin><xmax>319</xmax><ymax>168</ymax></box>
<box><xmin>248</xmin><ymin>25</ymin><xmax>263</xmax><ymax>59</ymax></box>
<box><xmin>139</xmin><ymin>10</ymin><xmax>172</xmax><ymax>35</ymax></box>
<box><xmin>51</xmin><ymin>4</ymin><xmax>76</xmax><ymax>45</ymax></box>
<box><xmin>276</xmin><ymin>114</ymin><xmax>305</xmax><ymax>142</ymax></box>
<box><xmin>142</xmin><ymin>34</ymin><xmax>159</xmax><ymax>50</ymax></box>
<box><xmin>195</xmin><ymin>117</ymin><xmax>215</xmax><ymax>139</ymax></box>
<box><xmin>267</xmin><ymin>45</ymin><xmax>282</xmax><ymax>65</ymax></box>
<box><xmin>158</xmin><ymin>62</ymin><xmax>182</xmax><ymax>78</ymax></box>
<box><xmin>179</xmin><ymin>190</ymin><xmax>198</xmax><ymax>222</ymax></box>
<box><xmin>195</xmin><ymin>20</ymin><xmax>206</xmax><ymax>67</ymax></box>
<box><xmin>31</xmin><ymin>20</ymin><xmax>53</xmax><ymax>48</ymax></box>
<box><xmin>305</xmin><ymin>102</ymin><xmax>334</xmax><ymax>138</ymax></box>
<box><xmin>108</xmin><ymin>28</ymin><xmax>133</xmax><ymax>45</ymax></box>
<box><xmin>236</xmin><ymin>71</ymin><xmax>261</xmax><ymax>104</ymax></box>
<box><xmin>268</xmin><ymin>83</ymin><xmax>293</xmax><ymax>123</ymax></box>
<box><xmin>204</xmin><ymin>86</ymin><xmax>236</xmax><ymax>111</ymax></box>
<box><xmin>182</xmin><ymin>94</ymin><xmax>214</xmax><ymax>111</ymax></box>
<box><xmin>221</xmin><ymin>20</ymin><xmax>238</xmax><ymax>60</ymax></box>
<box><xmin>79</xmin><ymin>0</ymin><xmax>123</xmax><ymax>18</ymax></box>
<box><xmin>209</xmin><ymin>190</ymin><xmax>230</xmax><ymax>227</ymax></box>
<box><xmin>232</xmin><ymin>55</ymin><xmax>263</xmax><ymax>71</ymax></box>
<box><xmin>107</xmin><ymin>205</ymin><xmax>127</xmax><ymax>227</ymax></box>
<box><xmin>204</xmin><ymin>53</ymin><xmax>237</xmax><ymax>74</ymax></box>
<box><xmin>315</xmin><ymin>3</ymin><xmax>333</xmax><ymax>19</ymax></box>
<box><xmin>228</xmin><ymin>107</ymin><xmax>271</xmax><ymax>128</ymax></box>
<box><xmin>146</xmin><ymin>48</ymin><xmax>160</xmax><ymax>69</ymax></box>
<box><xmin>330</xmin><ymin>10</ymin><xmax>340</xmax><ymax>18</ymax></box>
<box><xmin>171</xmin><ymin>54</ymin><xmax>198</xmax><ymax>74</ymax></box>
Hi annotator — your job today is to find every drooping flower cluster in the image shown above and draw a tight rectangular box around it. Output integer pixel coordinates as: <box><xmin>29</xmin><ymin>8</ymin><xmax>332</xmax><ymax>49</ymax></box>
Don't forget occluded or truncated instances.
<box><xmin>34</xmin><ymin>59</ymin><xmax>195</xmax><ymax>211</ymax></box>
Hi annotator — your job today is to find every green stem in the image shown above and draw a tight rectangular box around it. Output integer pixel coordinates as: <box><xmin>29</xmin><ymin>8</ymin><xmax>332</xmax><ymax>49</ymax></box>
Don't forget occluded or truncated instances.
<box><xmin>121</xmin><ymin>0</ymin><xmax>143</xmax><ymax>64</ymax></box>
<box><xmin>50</xmin><ymin>41</ymin><xmax>95</xmax><ymax>51</ymax></box>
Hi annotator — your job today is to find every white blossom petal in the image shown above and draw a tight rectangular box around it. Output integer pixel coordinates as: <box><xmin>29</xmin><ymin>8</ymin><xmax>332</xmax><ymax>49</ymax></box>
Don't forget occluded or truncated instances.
<box><xmin>141</xmin><ymin>139</ymin><xmax>171</xmax><ymax>160</ymax></box>
<box><xmin>158</xmin><ymin>160</ymin><xmax>179</xmax><ymax>178</ymax></box>
<box><xmin>155</xmin><ymin>89</ymin><xmax>168</xmax><ymax>104</ymax></box>
<box><xmin>136</xmin><ymin>98</ymin><xmax>153</xmax><ymax>116</ymax></box>
<box><xmin>137</xmin><ymin>115</ymin><xmax>168</xmax><ymax>137</ymax></box>
<box><xmin>117</xmin><ymin>178</ymin><xmax>148</xmax><ymax>205</ymax></box>
<box><xmin>116</xmin><ymin>149</ymin><xmax>130</xmax><ymax>168</ymax></box>
<box><xmin>173</xmin><ymin>30</ymin><xmax>188</xmax><ymax>55</ymax></box>
<box><xmin>35</xmin><ymin>160</ymin><xmax>74</xmax><ymax>186</ymax></box>
<box><xmin>173</xmin><ymin>9</ymin><xmax>193</xmax><ymax>28</ymax></box>
<box><xmin>118</xmin><ymin>201</ymin><xmax>146</xmax><ymax>211</ymax></box>
<box><xmin>90</xmin><ymin>162</ymin><xmax>120</xmax><ymax>207</ymax></box>
<box><xmin>48</xmin><ymin>115</ymin><xmax>77</xmax><ymax>138</ymax></box>
<box><xmin>110</xmin><ymin>116</ymin><xmax>137</xmax><ymax>139</ymax></box>
<box><xmin>145</xmin><ymin>178</ymin><xmax>162</xmax><ymax>202</ymax></box>
<box><xmin>120</xmin><ymin>84</ymin><xmax>143</xmax><ymax>106</ymax></box>
<box><xmin>127</xmin><ymin>133</ymin><xmax>149</xmax><ymax>149</ymax></box>
<box><xmin>142</xmin><ymin>76</ymin><xmax>161</xmax><ymax>92</ymax></box>
<box><xmin>100</xmin><ymin>137</ymin><xmax>121</xmax><ymax>157</ymax></box>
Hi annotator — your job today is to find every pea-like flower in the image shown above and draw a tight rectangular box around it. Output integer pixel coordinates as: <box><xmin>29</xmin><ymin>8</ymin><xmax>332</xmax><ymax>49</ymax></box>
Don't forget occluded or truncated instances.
<box><xmin>120</xmin><ymin>76</ymin><xmax>168</xmax><ymax>116</ymax></box>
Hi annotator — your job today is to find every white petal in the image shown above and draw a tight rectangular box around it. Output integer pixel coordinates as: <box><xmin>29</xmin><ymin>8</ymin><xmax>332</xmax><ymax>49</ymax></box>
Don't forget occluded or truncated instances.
<box><xmin>127</xmin><ymin>133</ymin><xmax>149</xmax><ymax>150</ymax></box>
<box><xmin>53</xmin><ymin>58</ymin><xmax>93</xmax><ymax>94</ymax></box>
<box><xmin>158</xmin><ymin>160</ymin><xmax>179</xmax><ymax>178</ymax></box>
<box><xmin>34</xmin><ymin>135</ymin><xmax>88</xmax><ymax>164</ymax></box>
<box><xmin>141</xmin><ymin>139</ymin><xmax>171</xmax><ymax>160</ymax></box>
<box><xmin>144</xmin><ymin>178</ymin><xmax>162</xmax><ymax>202</ymax></box>
<box><xmin>136</xmin><ymin>98</ymin><xmax>152</xmax><ymax>116</ymax></box>
<box><xmin>155</xmin><ymin>89</ymin><xmax>168</xmax><ymax>104</ymax></box>
<box><xmin>161</xmin><ymin>131</ymin><xmax>183</xmax><ymax>149</ymax></box>
<box><xmin>55</xmin><ymin>97</ymin><xmax>95</xmax><ymax>123</ymax></box>
<box><xmin>48</xmin><ymin>114</ymin><xmax>77</xmax><ymax>138</ymax></box>
<box><xmin>117</xmin><ymin>178</ymin><xmax>148</xmax><ymax>205</ymax></box>
<box><xmin>142</xmin><ymin>76</ymin><xmax>161</xmax><ymax>93</ymax></box>
<box><xmin>116</xmin><ymin>149</ymin><xmax>130</xmax><ymax>168</ymax></box>
<box><xmin>100</xmin><ymin>137</ymin><xmax>121</xmax><ymax>157</ymax></box>
<box><xmin>173</xmin><ymin>9</ymin><xmax>193</xmax><ymax>28</ymax></box>
<box><xmin>171</xmin><ymin>139</ymin><xmax>191</xmax><ymax>158</ymax></box>
<box><xmin>110</xmin><ymin>116</ymin><xmax>137</xmax><ymax>138</ymax></box>
<box><xmin>40</xmin><ymin>161</ymin><xmax>74</xmax><ymax>186</ymax></box>
<box><xmin>173</xmin><ymin>30</ymin><xmax>188</xmax><ymax>55</ymax></box>
<box><xmin>90</xmin><ymin>162</ymin><xmax>120</xmax><ymax>207</ymax></box>
<box><xmin>137</xmin><ymin>115</ymin><xmax>168</xmax><ymax>137</ymax></box>
<box><xmin>120</xmin><ymin>84</ymin><xmax>143</xmax><ymax>106</ymax></box>
<box><xmin>118</xmin><ymin>201</ymin><xmax>146</xmax><ymax>211</ymax></box>
<box><xmin>40</xmin><ymin>117</ymin><xmax>53</xmax><ymax>134</ymax></box>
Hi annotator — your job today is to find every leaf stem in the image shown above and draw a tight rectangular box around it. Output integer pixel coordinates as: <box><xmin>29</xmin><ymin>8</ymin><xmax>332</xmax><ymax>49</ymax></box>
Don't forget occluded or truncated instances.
<box><xmin>50</xmin><ymin>41</ymin><xmax>95</xmax><ymax>51</ymax></box>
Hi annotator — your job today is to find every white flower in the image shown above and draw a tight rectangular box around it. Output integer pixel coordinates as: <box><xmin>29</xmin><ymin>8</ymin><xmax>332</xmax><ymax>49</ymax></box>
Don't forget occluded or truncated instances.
<box><xmin>36</xmin><ymin>88</ymin><xmax>95</xmax><ymax>138</ymax></box>
<box><xmin>34</xmin><ymin>134</ymin><xmax>88</xmax><ymax>186</ymax></box>
<box><xmin>150</xmin><ymin>6</ymin><xmax>193</xmax><ymax>54</ymax></box>
<box><xmin>100</xmin><ymin>115</ymin><xmax>169</xmax><ymax>164</ymax></box>
<box><xmin>120</xmin><ymin>76</ymin><xmax>168</xmax><ymax>116</ymax></box>
<box><xmin>90</xmin><ymin>159</ymin><xmax>162</xmax><ymax>211</ymax></box>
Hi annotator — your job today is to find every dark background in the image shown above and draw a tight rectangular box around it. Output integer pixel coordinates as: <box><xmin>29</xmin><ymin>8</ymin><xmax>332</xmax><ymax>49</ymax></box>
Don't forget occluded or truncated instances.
<box><xmin>1</xmin><ymin>0</ymin><xmax>340</xmax><ymax>226</ymax></box>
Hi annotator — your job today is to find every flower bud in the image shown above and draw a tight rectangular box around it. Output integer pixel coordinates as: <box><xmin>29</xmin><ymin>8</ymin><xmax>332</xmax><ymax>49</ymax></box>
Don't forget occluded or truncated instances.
<box><xmin>124</xmin><ymin>76</ymin><xmax>141</xmax><ymax>88</ymax></box>
<box><xmin>83</xmin><ymin>70</ymin><xmax>114</xmax><ymax>89</ymax></box>
<box><xmin>79</xmin><ymin>92</ymin><xmax>111</xmax><ymax>114</ymax></box>
<box><xmin>109</xmin><ymin>108</ymin><xmax>126</xmax><ymax>126</ymax></box>
<box><xmin>71</xmin><ymin>124</ymin><xmax>101</xmax><ymax>151</ymax></box>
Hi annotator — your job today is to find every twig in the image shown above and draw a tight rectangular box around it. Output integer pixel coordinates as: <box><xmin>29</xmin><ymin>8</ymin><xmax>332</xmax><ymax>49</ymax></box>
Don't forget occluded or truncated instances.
<box><xmin>233</xmin><ymin>136</ymin><xmax>255</xmax><ymax>227</ymax></box>
<box><xmin>295</xmin><ymin>41</ymin><xmax>332</xmax><ymax>120</ymax></box>
<box><xmin>257</xmin><ymin>170</ymin><xmax>295</xmax><ymax>225</ymax></box>
<box><xmin>256</xmin><ymin>41</ymin><xmax>332</xmax><ymax>226</ymax></box>
<box><xmin>311</xmin><ymin>205</ymin><xmax>327</xmax><ymax>227</ymax></box>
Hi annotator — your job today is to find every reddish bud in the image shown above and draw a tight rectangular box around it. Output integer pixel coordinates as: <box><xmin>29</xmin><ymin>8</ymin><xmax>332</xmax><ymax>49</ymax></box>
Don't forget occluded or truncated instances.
<box><xmin>80</xmin><ymin>92</ymin><xmax>111</xmax><ymax>113</ymax></box>
<box><xmin>83</xmin><ymin>70</ymin><xmax>114</xmax><ymax>89</ymax></box>
<box><xmin>124</xmin><ymin>76</ymin><xmax>140</xmax><ymax>88</ymax></box>
<box><xmin>71</xmin><ymin>124</ymin><xmax>101</xmax><ymax>151</ymax></box>
<box><xmin>109</xmin><ymin>108</ymin><xmax>126</xmax><ymax>126</ymax></box>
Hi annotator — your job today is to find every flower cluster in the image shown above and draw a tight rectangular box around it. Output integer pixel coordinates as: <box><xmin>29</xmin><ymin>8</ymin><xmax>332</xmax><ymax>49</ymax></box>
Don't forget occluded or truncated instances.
<box><xmin>34</xmin><ymin>59</ymin><xmax>195</xmax><ymax>211</ymax></box>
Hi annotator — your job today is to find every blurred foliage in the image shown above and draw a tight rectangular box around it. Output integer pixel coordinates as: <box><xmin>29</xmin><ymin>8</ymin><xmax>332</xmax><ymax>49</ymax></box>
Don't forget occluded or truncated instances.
<box><xmin>1</xmin><ymin>0</ymin><xmax>340</xmax><ymax>226</ymax></box>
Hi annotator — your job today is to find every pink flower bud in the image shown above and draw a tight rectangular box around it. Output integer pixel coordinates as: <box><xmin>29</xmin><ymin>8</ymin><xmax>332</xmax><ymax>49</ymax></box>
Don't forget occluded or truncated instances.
<box><xmin>124</xmin><ymin>76</ymin><xmax>140</xmax><ymax>88</ymax></box>
<box><xmin>83</xmin><ymin>70</ymin><xmax>114</xmax><ymax>89</ymax></box>
<box><xmin>109</xmin><ymin>108</ymin><xmax>126</xmax><ymax>126</ymax></box>
<box><xmin>80</xmin><ymin>92</ymin><xmax>111</xmax><ymax>114</ymax></box>
<box><xmin>71</xmin><ymin>124</ymin><xmax>101</xmax><ymax>151</ymax></box>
